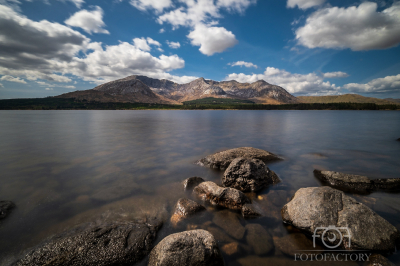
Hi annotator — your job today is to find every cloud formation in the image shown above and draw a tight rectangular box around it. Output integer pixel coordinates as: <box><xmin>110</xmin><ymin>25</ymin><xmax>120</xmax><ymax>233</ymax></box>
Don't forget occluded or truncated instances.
<box><xmin>130</xmin><ymin>0</ymin><xmax>172</xmax><ymax>13</ymax></box>
<box><xmin>344</xmin><ymin>74</ymin><xmax>400</xmax><ymax>93</ymax></box>
<box><xmin>65</xmin><ymin>6</ymin><xmax>109</xmax><ymax>34</ymax></box>
<box><xmin>323</xmin><ymin>71</ymin><xmax>349</xmax><ymax>78</ymax></box>
<box><xmin>228</xmin><ymin>61</ymin><xmax>258</xmax><ymax>68</ymax></box>
<box><xmin>166</xmin><ymin>41</ymin><xmax>181</xmax><ymax>49</ymax></box>
<box><xmin>295</xmin><ymin>2</ymin><xmax>400</xmax><ymax>51</ymax></box>
<box><xmin>0</xmin><ymin>75</ymin><xmax>27</xmax><ymax>83</ymax></box>
<box><xmin>225</xmin><ymin>67</ymin><xmax>347</xmax><ymax>95</ymax></box>
<box><xmin>287</xmin><ymin>0</ymin><xmax>325</xmax><ymax>10</ymax></box>
<box><xmin>187</xmin><ymin>24</ymin><xmax>238</xmax><ymax>56</ymax></box>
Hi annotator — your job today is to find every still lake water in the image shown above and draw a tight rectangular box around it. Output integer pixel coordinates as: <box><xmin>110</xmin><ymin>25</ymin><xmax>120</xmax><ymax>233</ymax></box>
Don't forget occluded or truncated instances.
<box><xmin>0</xmin><ymin>110</ymin><xmax>400</xmax><ymax>265</ymax></box>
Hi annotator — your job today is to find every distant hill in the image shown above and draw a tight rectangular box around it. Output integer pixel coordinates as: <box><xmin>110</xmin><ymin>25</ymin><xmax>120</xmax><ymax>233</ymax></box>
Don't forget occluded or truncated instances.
<box><xmin>385</xmin><ymin>98</ymin><xmax>400</xmax><ymax>104</ymax></box>
<box><xmin>298</xmin><ymin>94</ymin><xmax>398</xmax><ymax>105</ymax></box>
<box><xmin>56</xmin><ymin>75</ymin><xmax>300</xmax><ymax>105</ymax></box>
<box><xmin>183</xmin><ymin>97</ymin><xmax>255</xmax><ymax>105</ymax></box>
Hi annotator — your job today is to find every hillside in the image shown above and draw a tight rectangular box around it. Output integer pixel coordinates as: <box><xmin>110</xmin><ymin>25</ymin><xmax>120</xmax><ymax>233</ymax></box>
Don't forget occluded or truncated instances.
<box><xmin>57</xmin><ymin>75</ymin><xmax>299</xmax><ymax>104</ymax></box>
<box><xmin>385</xmin><ymin>98</ymin><xmax>400</xmax><ymax>104</ymax></box>
<box><xmin>298</xmin><ymin>94</ymin><xmax>398</xmax><ymax>105</ymax></box>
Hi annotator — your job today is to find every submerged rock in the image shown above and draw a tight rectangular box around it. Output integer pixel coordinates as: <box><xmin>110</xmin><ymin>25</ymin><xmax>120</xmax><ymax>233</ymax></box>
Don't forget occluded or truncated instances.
<box><xmin>281</xmin><ymin>186</ymin><xmax>400</xmax><ymax>252</ymax></box>
<box><xmin>241</xmin><ymin>203</ymin><xmax>264</xmax><ymax>219</ymax></box>
<box><xmin>182</xmin><ymin>176</ymin><xmax>205</xmax><ymax>191</ymax></box>
<box><xmin>223</xmin><ymin>158</ymin><xmax>280</xmax><ymax>192</ymax></box>
<box><xmin>245</xmin><ymin>224</ymin><xmax>274</xmax><ymax>255</ymax></box>
<box><xmin>170</xmin><ymin>198</ymin><xmax>206</xmax><ymax>226</ymax></box>
<box><xmin>314</xmin><ymin>169</ymin><xmax>400</xmax><ymax>193</ymax></box>
<box><xmin>273</xmin><ymin>233</ymin><xmax>323</xmax><ymax>257</ymax></box>
<box><xmin>197</xmin><ymin>147</ymin><xmax>281</xmax><ymax>170</ymax></box>
<box><xmin>0</xmin><ymin>201</ymin><xmax>16</xmax><ymax>220</ymax></box>
<box><xmin>193</xmin><ymin>181</ymin><xmax>251</xmax><ymax>210</ymax></box>
<box><xmin>213</xmin><ymin>210</ymin><xmax>246</xmax><ymax>240</ymax></box>
<box><xmin>13</xmin><ymin>219</ymin><xmax>162</xmax><ymax>266</ymax></box>
<box><xmin>148</xmin><ymin>229</ymin><xmax>225</xmax><ymax>266</ymax></box>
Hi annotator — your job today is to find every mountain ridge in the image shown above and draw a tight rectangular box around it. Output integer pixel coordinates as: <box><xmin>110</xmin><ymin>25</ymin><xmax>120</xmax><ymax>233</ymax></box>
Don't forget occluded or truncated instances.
<box><xmin>57</xmin><ymin>75</ymin><xmax>300</xmax><ymax>104</ymax></box>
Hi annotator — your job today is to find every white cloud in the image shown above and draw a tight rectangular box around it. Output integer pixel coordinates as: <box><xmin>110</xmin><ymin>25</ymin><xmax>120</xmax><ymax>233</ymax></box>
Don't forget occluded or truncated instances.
<box><xmin>130</xmin><ymin>0</ymin><xmax>172</xmax><ymax>13</ymax></box>
<box><xmin>225</xmin><ymin>67</ymin><xmax>340</xmax><ymax>95</ymax></box>
<box><xmin>217</xmin><ymin>0</ymin><xmax>256</xmax><ymax>13</ymax></box>
<box><xmin>0</xmin><ymin>5</ymin><xmax>196</xmax><ymax>88</ymax></box>
<box><xmin>344</xmin><ymin>74</ymin><xmax>400</xmax><ymax>93</ymax></box>
<box><xmin>166</xmin><ymin>40</ymin><xmax>181</xmax><ymax>49</ymax></box>
<box><xmin>45</xmin><ymin>87</ymin><xmax>53</xmax><ymax>90</ymax></box>
<box><xmin>0</xmin><ymin>83</ymin><xmax>3</xmax><ymax>88</ymax></box>
<box><xmin>66</xmin><ymin>0</ymin><xmax>84</xmax><ymax>8</ymax></box>
<box><xmin>228</xmin><ymin>61</ymin><xmax>258</xmax><ymax>68</ymax></box>
<box><xmin>0</xmin><ymin>5</ymin><xmax>88</xmax><ymax>82</ymax></box>
<box><xmin>323</xmin><ymin>71</ymin><xmax>349</xmax><ymax>78</ymax></box>
<box><xmin>187</xmin><ymin>23</ymin><xmax>238</xmax><ymax>56</ymax></box>
<box><xmin>287</xmin><ymin>0</ymin><xmax>325</xmax><ymax>10</ymax></box>
<box><xmin>295</xmin><ymin>2</ymin><xmax>400</xmax><ymax>51</ymax></box>
<box><xmin>0</xmin><ymin>75</ymin><xmax>27</xmax><ymax>83</ymax></box>
<box><xmin>159</xmin><ymin>28</ymin><xmax>165</xmax><ymax>33</ymax></box>
<box><xmin>65</xmin><ymin>6</ymin><xmax>109</xmax><ymax>34</ymax></box>
<box><xmin>133</xmin><ymin>37</ymin><xmax>162</xmax><ymax>51</ymax></box>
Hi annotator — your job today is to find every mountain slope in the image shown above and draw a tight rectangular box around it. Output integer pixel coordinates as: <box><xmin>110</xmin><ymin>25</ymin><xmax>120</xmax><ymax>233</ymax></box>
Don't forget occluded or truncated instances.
<box><xmin>384</xmin><ymin>98</ymin><xmax>400</xmax><ymax>104</ymax></box>
<box><xmin>56</xmin><ymin>75</ymin><xmax>299</xmax><ymax>104</ymax></box>
<box><xmin>298</xmin><ymin>94</ymin><xmax>397</xmax><ymax>105</ymax></box>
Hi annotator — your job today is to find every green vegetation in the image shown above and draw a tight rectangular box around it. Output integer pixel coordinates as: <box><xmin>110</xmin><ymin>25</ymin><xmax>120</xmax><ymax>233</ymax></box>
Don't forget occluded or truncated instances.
<box><xmin>298</xmin><ymin>94</ymin><xmax>398</xmax><ymax>105</ymax></box>
<box><xmin>0</xmin><ymin>98</ymin><xmax>398</xmax><ymax>110</ymax></box>
<box><xmin>183</xmin><ymin>97</ymin><xmax>255</xmax><ymax>105</ymax></box>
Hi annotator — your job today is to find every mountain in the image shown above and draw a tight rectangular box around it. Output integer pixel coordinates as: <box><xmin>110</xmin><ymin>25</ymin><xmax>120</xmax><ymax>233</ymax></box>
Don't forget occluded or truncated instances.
<box><xmin>56</xmin><ymin>75</ymin><xmax>299</xmax><ymax>104</ymax></box>
<box><xmin>384</xmin><ymin>98</ymin><xmax>400</xmax><ymax>104</ymax></box>
<box><xmin>298</xmin><ymin>94</ymin><xmax>398</xmax><ymax>105</ymax></box>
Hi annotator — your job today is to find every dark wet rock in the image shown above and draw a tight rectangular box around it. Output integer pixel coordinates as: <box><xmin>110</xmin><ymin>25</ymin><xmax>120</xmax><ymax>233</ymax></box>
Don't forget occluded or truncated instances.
<box><xmin>148</xmin><ymin>229</ymin><xmax>225</xmax><ymax>266</ymax></box>
<box><xmin>221</xmin><ymin>242</ymin><xmax>241</xmax><ymax>256</ymax></box>
<box><xmin>314</xmin><ymin>169</ymin><xmax>400</xmax><ymax>193</ymax></box>
<box><xmin>193</xmin><ymin>181</ymin><xmax>251</xmax><ymax>210</ymax></box>
<box><xmin>223</xmin><ymin>158</ymin><xmax>280</xmax><ymax>192</ymax></box>
<box><xmin>364</xmin><ymin>254</ymin><xmax>395</xmax><ymax>266</ymax></box>
<box><xmin>213</xmin><ymin>210</ymin><xmax>246</xmax><ymax>240</ymax></box>
<box><xmin>170</xmin><ymin>198</ymin><xmax>206</xmax><ymax>226</ymax></box>
<box><xmin>273</xmin><ymin>233</ymin><xmax>323</xmax><ymax>257</ymax></box>
<box><xmin>13</xmin><ymin>219</ymin><xmax>162</xmax><ymax>266</ymax></box>
<box><xmin>241</xmin><ymin>203</ymin><xmax>264</xmax><ymax>219</ymax></box>
<box><xmin>0</xmin><ymin>201</ymin><xmax>16</xmax><ymax>220</ymax></box>
<box><xmin>397</xmin><ymin>138</ymin><xmax>400</xmax><ymax>141</ymax></box>
<box><xmin>245</xmin><ymin>224</ymin><xmax>274</xmax><ymax>255</ymax></box>
<box><xmin>197</xmin><ymin>147</ymin><xmax>281</xmax><ymax>170</ymax></box>
<box><xmin>182</xmin><ymin>176</ymin><xmax>205</xmax><ymax>191</ymax></box>
<box><xmin>281</xmin><ymin>186</ymin><xmax>400</xmax><ymax>251</ymax></box>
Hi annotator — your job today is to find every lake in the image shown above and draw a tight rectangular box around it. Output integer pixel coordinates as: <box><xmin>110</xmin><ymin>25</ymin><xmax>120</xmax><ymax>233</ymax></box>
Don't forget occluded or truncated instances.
<box><xmin>1</xmin><ymin>110</ymin><xmax>400</xmax><ymax>265</ymax></box>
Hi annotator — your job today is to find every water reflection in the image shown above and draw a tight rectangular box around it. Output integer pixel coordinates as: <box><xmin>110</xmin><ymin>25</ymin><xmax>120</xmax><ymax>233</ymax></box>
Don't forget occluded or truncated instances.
<box><xmin>0</xmin><ymin>110</ymin><xmax>399</xmax><ymax>265</ymax></box>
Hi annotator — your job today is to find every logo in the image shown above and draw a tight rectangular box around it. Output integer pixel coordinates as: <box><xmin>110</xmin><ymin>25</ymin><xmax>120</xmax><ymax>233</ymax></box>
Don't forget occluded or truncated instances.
<box><xmin>312</xmin><ymin>225</ymin><xmax>351</xmax><ymax>249</ymax></box>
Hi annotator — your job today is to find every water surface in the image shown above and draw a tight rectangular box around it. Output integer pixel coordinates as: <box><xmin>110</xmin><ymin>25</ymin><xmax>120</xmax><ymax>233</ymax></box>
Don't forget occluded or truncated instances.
<box><xmin>0</xmin><ymin>110</ymin><xmax>399</xmax><ymax>265</ymax></box>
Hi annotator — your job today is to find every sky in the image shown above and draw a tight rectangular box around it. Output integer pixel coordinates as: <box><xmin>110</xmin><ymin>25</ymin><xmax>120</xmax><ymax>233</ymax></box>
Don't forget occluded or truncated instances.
<box><xmin>0</xmin><ymin>0</ymin><xmax>400</xmax><ymax>99</ymax></box>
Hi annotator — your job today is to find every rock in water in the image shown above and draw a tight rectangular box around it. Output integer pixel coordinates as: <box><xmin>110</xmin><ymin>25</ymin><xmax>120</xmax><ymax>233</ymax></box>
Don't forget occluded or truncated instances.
<box><xmin>197</xmin><ymin>147</ymin><xmax>281</xmax><ymax>170</ymax></box>
<box><xmin>0</xmin><ymin>201</ymin><xmax>16</xmax><ymax>220</ymax></box>
<box><xmin>223</xmin><ymin>158</ymin><xmax>280</xmax><ymax>192</ymax></box>
<box><xmin>148</xmin><ymin>229</ymin><xmax>225</xmax><ymax>266</ymax></box>
<box><xmin>212</xmin><ymin>210</ymin><xmax>246</xmax><ymax>240</ymax></box>
<box><xmin>273</xmin><ymin>233</ymin><xmax>323</xmax><ymax>256</ymax></box>
<box><xmin>193</xmin><ymin>181</ymin><xmax>251</xmax><ymax>210</ymax></box>
<box><xmin>314</xmin><ymin>170</ymin><xmax>400</xmax><ymax>193</ymax></box>
<box><xmin>245</xmin><ymin>224</ymin><xmax>274</xmax><ymax>255</ymax></box>
<box><xmin>281</xmin><ymin>187</ymin><xmax>400</xmax><ymax>252</ymax></box>
<box><xmin>182</xmin><ymin>177</ymin><xmax>205</xmax><ymax>191</ymax></box>
<box><xmin>170</xmin><ymin>198</ymin><xmax>206</xmax><ymax>226</ymax></box>
<box><xmin>13</xmin><ymin>220</ymin><xmax>162</xmax><ymax>266</ymax></box>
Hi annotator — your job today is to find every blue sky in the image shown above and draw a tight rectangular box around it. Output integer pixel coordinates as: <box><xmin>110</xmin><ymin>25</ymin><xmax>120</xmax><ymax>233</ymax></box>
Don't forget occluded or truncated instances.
<box><xmin>0</xmin><ymin>0</ymin><xmax>400</xmax><ymax>99</ymax></box>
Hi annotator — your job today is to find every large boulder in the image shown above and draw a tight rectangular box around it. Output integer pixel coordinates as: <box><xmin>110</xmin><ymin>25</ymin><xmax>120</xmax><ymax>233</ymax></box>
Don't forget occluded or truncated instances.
<box><xmin>0</xmin><ymin>201</ymin><xmax>16</xmax><ymax>220</ymax></box>
<box><xmin>13</xmin><ymin>219</ymin><xmax>162</xmax><ymax>266</ymax></box>
<box><xmin>182</xmin><ymin>177</ymin><xmax>205</xmax><ymax>191</ymax></box>
<box><xmin>314</xmin><ymin>170</ymin><xmax>400</xmax><ymax>193</ymax></box>
<box><xmin>197</xmin><ymin>147</ymin><xmax>281</xmax><ymax>170</ymax></box>
<box><xmin>281</xmin><ymin>187</ymin><xmax>400</xmax><ymax>252</ymax></box>
<box><xmin>170</xmin><ymin>198</ymin><xmax>206</xmax><ymax>226</ymax></box>
<box><xmin>193</xmin><ymin>181</ymin><xmax>251</xmax><ymax>210</ymax></box>
<box><xmin>223</xmin><ymin>158</ymin><xmax>280</xmax><ymax>192</ymax></box>
<box><xmin>148</xmin><ymin>229</ymin><xmax>225</xmax><ymax>266</ymax></box>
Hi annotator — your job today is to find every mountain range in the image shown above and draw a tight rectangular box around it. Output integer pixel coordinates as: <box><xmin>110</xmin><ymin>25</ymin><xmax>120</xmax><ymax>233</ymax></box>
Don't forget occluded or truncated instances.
<box><xmin>56</xmin><ymin>75</ymin><xmax>299</xmax><ymax>104</ymax></box>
